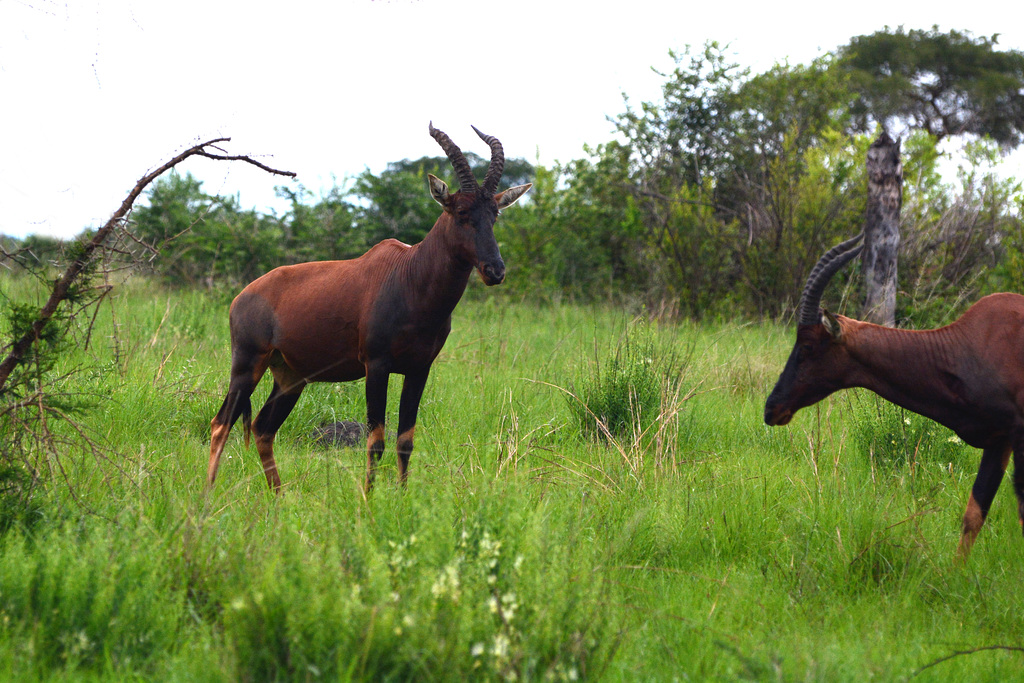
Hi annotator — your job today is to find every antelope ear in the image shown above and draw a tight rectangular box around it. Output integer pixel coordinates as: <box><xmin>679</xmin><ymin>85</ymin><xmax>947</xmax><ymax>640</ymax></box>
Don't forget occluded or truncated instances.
<box><xmin>496</xmin><ymin>183</ymin><xmax>532</xmax><ymax>210</ymax></box>
<box><xmin>822</xmin><ymin>309</ymin><xmax>842</xmax><ymax>340</ymax></box>
<box><xmin>428</xmin><ymin>174</ymin><xmax>450</xmax><ymax>207</ymax></box>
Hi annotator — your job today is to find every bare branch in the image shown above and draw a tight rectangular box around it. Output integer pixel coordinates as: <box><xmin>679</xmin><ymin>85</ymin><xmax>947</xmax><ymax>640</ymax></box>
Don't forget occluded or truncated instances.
<box><xmin>913</xmin><ymin>645</ymin><xmax>1024</xmax><ymax>677</ymax></box>
<box><xmin>0</xmin><ymin>138</ymin><xmax>296</xmax><ymax>395</ymax></box>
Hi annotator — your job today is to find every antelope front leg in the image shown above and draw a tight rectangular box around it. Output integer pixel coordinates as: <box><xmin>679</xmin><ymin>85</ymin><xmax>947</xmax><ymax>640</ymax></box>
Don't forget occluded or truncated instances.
<box><xmin>364</xmin><ymin>366</ymin><xmax>390</xmax><ymax>494</ymax></box>
<box><xmin>958</xmin><ymin>444</ymin><xmax>1011</xmax><ymax>558</ymax></box>
<box><xmin>397</xmin><ymin>370</ymin><xmax>430</xmax><ymax>486</ymax></box>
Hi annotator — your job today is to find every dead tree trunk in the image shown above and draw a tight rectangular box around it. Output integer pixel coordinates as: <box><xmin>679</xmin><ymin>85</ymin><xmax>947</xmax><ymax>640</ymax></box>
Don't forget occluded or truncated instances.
<box><xmin>861</xmin><ymin>132</ymin><xmax>903</xmax><ymax>326</ymax></box>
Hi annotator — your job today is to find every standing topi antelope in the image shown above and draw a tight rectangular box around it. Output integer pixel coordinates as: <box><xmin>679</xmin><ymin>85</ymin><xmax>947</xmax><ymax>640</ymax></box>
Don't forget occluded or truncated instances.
<box><xmin>765</xmin><ymin>232</ymin><xmax>1024</xmax><ymax>556</ymax></box>
<box><xmin>207</xmin><ymin>123</ymin><xmax>531</xmax><ymax>493</ymax></box>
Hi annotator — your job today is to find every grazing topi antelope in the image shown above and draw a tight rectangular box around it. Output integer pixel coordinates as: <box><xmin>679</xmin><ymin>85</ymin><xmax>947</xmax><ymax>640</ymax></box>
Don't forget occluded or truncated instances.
<box><xmin>207</xmin><ymin>123</ymin><xmax>531</xmax><ymax>493</ymax></box>
<box><xmin>765</xmin><ymin>232</ymin><xmax>1024</xmax><ymax>556</ymax></box>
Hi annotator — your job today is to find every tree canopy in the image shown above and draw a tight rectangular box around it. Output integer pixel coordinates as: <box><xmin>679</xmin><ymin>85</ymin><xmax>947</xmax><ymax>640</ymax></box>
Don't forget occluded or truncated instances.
<box><xmin>837</xmin><ymin>27</ymin><xmax>1024</xmax><ymax>147</ymax></box>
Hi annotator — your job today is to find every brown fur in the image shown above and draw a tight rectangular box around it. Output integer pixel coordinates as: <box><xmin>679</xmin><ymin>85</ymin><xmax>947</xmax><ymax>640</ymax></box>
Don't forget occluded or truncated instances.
<box><xmin>206</xmin><ymin>125</ymin><xmax>531</xmax><ymax>494</ymax></box>
<box><xmin>766</xmin><ymin>293</ymin><xmax>1024</xmax><ymax>555</ymax></box>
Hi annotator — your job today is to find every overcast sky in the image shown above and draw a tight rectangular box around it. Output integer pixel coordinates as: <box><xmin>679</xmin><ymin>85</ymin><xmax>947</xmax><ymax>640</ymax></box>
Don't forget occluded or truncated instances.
<box><xmin>2</xmin><ymin>0</ymin><xmax>1022</xmax><ymax>239</ymax></box>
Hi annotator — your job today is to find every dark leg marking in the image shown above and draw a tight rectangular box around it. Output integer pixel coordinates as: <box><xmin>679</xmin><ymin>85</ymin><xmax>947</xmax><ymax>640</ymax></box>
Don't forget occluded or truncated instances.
<box><xmin>396</xmin><ymin>370</ymin><xmax>430</xmax><ymax>485</ymax></box>
<box><xmin>207</xmin><ymin>349</ymin><xmax>270</xmax><ymax>488</ymax></box>
<box><xmin>250</xmin><ymin>365</ymin><xmax>306</xmax><ymax>492</ymax></box>
<box><xmin>364</xmin><ymin>365</ymin><xmax>390</xmax><ymax>493</ymax></box>
<box><xmin>958</xmin><ymin>444</ymin><xmax>1011</xmax><ymax>557</ymax></box>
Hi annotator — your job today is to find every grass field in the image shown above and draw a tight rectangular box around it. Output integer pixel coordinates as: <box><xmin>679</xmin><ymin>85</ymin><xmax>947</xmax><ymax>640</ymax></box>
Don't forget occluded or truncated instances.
<box><xmin>2</xmin><ymin>276</ymin><xmax>1024</xmax><ymax>681</ymax></box>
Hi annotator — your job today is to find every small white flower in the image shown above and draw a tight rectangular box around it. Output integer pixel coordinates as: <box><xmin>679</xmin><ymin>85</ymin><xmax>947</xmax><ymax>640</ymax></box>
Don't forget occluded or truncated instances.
<box><xmin>492</xmin><ymin>633</ymin><xmax>510</xmax><ymax>659</ymax></box>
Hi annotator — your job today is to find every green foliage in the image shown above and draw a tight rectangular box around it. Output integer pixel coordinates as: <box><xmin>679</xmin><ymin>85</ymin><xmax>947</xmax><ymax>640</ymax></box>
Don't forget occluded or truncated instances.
<box><xmin>277</xmin><ymin>184</ymin><xmax>364</xmax><ymax>261</ymax></box>
<box><xmin>2</xmin><ymin>284</ymin><xmax>1024</xmax><ymax>679</ymax></box>
<box><xmin>16</xmin><ymin>234</ymin><xmax>67</xmax><ymax>268</ymax></box>
<box><xmin>0</xmin><ymin>462</ymin><xmax>42</xmax><ymax>534</ymax></box>
<box><xmin>567</xmin><ymin>321</ymin><xmax>685</xmax><ymax>441</ymax></box>
<box><xmin>898</xmin><ymin>135</ymin><xmax>1024</xmax><ymax>327</ymax></box>
<box><xmin>352</xmin><ymin>164</ymin><xmax>441</xmax><ymax>247</ymax></box>
<box><xmin>131</xmin><ymin>171</ymin><xmax>287</xmax><ymax>287</ymax></box>
<box><xmin>0</xmin><ymin>242</ymin><xmax>110</xmax><ymax>542</ymax></box>
<box><xmin>853</xmin><ymin>395</ymin><xmax>973</xmax><ymax>471</ymax></box>
<box><xmin>607</xmin><ymin>47</ymin><xmax>869</xmax><ymax>318</ymax></box>
<box><xmin>837</xmin><ymin>27</ymin><xmax>1024</xmax><ymax>147</ymax></box>
<box><xmin>0</xmin><ymin>527</ymin><xmax>182</xmax><ymax>674</ymax></box>
<box><xmin>739</xmin><ymin>128</ymin><xmax>869</xmax><ymax>316</ymax></box>
<box><xmin>546</xmin><ymin>143</ymin><xmax>648</xmax><ymax>300</ymax></box>
<box><xmin>43</xmin><ymin>36</ymin><xmax>1014</xmax><ymax>319</ymax></box>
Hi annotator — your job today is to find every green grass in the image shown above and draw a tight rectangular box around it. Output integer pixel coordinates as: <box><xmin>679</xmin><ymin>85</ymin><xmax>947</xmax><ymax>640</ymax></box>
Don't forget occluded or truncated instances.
<box><xmin>1</xmin><ymin>276</ymin><xmax>1023</xmax><ymax>681</ymax></box>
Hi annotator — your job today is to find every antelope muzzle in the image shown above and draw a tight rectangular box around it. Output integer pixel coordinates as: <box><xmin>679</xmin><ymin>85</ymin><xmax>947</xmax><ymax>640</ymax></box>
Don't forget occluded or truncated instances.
<box><xmin>479</xmin><ymin>259</ymin><xmax>506</xmax><ymax>286</ymax></box>
<box><xmin>763</xmin><ymin>399</ymin><xmax>794</xmax><ymax>426</ymax></box>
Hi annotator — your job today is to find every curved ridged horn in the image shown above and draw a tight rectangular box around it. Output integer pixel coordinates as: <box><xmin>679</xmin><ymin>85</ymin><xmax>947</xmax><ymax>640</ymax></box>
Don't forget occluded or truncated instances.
<box><xmin>797</xmin><ymin>232</ymin><xmax>865</xmax><ymax>326</ymax></box>
<box><xmin>472</xmin><ymin>125</ymin><xmax>505</xmax><ymax>195</ymax></box>
<box><xmin>429</xmin><ymin>122</ymin><xmax>479</xmax><ymax>193</ymax></box>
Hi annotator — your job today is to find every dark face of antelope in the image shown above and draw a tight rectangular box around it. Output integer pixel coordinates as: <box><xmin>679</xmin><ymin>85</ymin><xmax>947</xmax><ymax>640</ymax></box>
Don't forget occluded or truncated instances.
<box><xmin>764</xmin><ymin>321</ymin><xmax>848</xmax><ymax>425</ymax></box>
<box><xmin>428</xmin><ymin>124</ymin><xmax>532</xmax><ymax>286</ymax></box>
<box><xmin>764</xmin><ymin>233</ymin><xmax>864</xmax><ymax>426</ymax></box>
<box><xmin>446</xmin><ymin>191</ymin><xmax>506</xmax><ymax>286</ymax></box>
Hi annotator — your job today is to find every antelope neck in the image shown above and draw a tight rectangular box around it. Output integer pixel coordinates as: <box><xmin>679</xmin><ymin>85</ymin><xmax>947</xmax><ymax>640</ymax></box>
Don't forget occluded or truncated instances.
<box><xmin>400</xmin><ymin>215</ymin><xmax>473</xmax><ymax>311</ymax></box>
<box><xmin>843</xmin><ymin>319</ymin><xmax>963</xmax><ymax>420</ymax></box>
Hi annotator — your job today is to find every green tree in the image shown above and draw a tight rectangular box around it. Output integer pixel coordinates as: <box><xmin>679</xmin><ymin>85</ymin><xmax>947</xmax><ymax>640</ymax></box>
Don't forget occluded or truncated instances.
<box><xmin>548</xmin><ymin>142</ymin><xmax>648</xmax><ymax>301</ymax></box>
<box><xmin>610</xmin><ymin>45</ymin><xmax>863</xmax><ymax>318</ymax></box>
<box><xmin>133</xmin><ymin>171</ymin><xmax>284</xmax><ymax>287</ymax></box>
<box><xmin>132</xmin><ymin>171</ymin><xmax>217</xmax><ymax>246</ymax></box>
<box><xmin>276</xmin><ymin>184</ymin><xmax>362</xmax><ymax>262</ymax></box>
<box><xmin>837</xmin><ymin>27</ymin><xmax>1024</xmax><ymax>147</ymax></box>
<box><xmin>352</xmin><ymin>162</ymin><xmax>451</xmax><ymax>246</ymax></box>
<box><xmin>353</xmin><ymin>154</ymin><xmax>535</xmax><ymax>251</ymax></box>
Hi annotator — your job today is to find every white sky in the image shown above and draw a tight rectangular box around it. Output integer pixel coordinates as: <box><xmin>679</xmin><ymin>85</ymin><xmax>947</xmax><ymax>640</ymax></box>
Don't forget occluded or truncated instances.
<box><xmin>2</xmin><ymin>0</ymin><xmax>1023</xmax><ymax>239</ymax></box>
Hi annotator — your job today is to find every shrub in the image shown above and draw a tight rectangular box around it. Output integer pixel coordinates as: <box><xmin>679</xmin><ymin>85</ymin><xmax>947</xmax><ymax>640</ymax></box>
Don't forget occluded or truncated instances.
<box><xmin>567</xmin><ymin>322</ymin><xmax>687</xmax><ymax>441</ymax></box>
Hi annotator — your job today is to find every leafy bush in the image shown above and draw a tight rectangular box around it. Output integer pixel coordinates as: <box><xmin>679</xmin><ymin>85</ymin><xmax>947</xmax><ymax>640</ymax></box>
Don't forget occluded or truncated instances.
<box><xmin>567</xmin><ymin>322</ymin><xmax>686</xmax><ymax>441</ymax></box>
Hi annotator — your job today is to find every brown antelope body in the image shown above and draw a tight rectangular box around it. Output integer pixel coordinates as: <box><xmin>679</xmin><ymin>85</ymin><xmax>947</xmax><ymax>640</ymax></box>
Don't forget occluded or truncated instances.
<box><xmin>207</xmin><ymin>124</ymin><xmax>531</xmax><ymax>493</ymax></box>
<box><xmin>765</xmin><ymin>233</ymin><xmax>1024</xmax><ymax>556</ymax></box>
